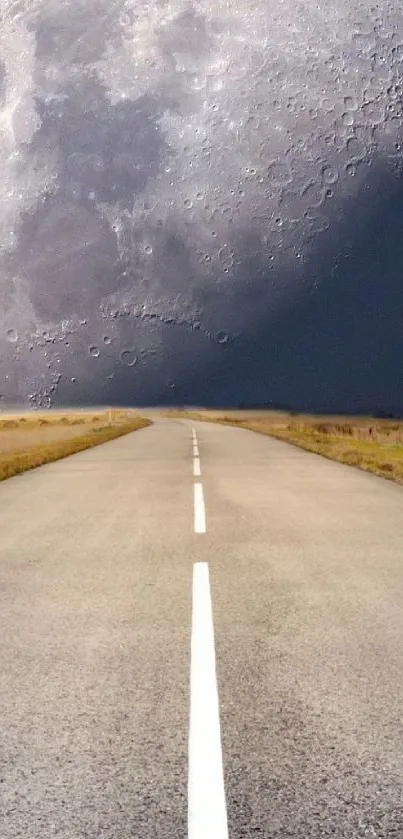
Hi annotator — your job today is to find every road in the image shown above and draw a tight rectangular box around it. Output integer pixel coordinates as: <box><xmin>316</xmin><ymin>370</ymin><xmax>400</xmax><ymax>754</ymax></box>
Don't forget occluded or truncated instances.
<box><xmin>1</xmin><ymin>416</ymin><xmax>403</xmax><ymax>838</ymax></box>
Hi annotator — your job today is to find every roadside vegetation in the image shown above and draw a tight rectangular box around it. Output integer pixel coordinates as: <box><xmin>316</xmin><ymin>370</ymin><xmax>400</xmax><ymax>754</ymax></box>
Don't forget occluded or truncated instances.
<box><xmin>160</xmin><ymin>409</ymin><xmax>403</xmax><ymax>485</ymax></box>
<box><xmin>0</xmin><ymin>409</ymin><xmax>152</xmax><ymax>482</ymax></box>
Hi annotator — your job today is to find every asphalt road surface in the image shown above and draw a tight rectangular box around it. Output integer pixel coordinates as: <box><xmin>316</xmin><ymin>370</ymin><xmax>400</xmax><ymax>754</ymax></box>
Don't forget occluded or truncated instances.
<box><xmin>1</xmin><ymin>416</ymin><xmax>403</xmax><ymax>838</ymax></box>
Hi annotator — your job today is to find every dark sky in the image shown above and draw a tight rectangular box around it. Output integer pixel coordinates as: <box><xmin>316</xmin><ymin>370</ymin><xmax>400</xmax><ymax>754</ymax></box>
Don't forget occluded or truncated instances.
<box><xmin>0</xmin><ymin>0</ymin><xmax>403</xmax><ymax>413</ymax></box>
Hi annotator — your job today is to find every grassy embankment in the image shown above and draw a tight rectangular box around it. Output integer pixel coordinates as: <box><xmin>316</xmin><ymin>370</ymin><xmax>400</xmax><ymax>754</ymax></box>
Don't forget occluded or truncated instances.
<box><xmin>0</xmin><ymin>409</ymin><xmax>152</xmax><ymax>482</ymax></box>
<box><xmin>161</xmin><ymin>408</ymin><xmax>403</xmax><ymax>485</ymax></box>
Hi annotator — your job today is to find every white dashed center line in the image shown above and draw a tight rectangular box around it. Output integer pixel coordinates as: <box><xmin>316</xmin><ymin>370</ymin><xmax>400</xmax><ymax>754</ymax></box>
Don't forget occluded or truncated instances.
<box><xmin>192</xmin><ymin>429</ymin><xmax>205</xmax><ymax>532</ymax></box>
<box><xmin>194</xmin><ymin>483</ymin><xmax>206</xmax><ymax>533</ymax></box>
<box><xmin>188</xmin><ymin>562</ymin><xmax>228</xmax><ymax>839</ymax></box>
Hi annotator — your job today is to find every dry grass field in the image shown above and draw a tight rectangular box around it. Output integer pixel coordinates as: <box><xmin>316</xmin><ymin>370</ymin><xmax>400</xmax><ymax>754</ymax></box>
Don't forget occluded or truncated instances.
<box><xmin>160</xmin><ymin>408</ymin><xmax>403</xmax><ymax>485</ymax></box>
<box><xmin>0</xmin><ymin>409</ymin><xmax>152</xmax><ymax>482</ymax></box>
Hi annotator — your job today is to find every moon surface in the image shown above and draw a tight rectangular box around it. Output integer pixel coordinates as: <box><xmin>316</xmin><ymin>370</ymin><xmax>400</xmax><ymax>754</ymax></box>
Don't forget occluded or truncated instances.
<box><xmin>1</xmin><ymin>0</ymin><xmax>403</xmax><ymax>412</ymax></box>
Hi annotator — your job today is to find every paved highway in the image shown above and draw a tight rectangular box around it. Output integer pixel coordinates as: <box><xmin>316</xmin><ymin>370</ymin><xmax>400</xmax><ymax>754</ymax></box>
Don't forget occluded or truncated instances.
<box><xmin>1</xmin><ymin>416</ymin><xmax>403</xmax><ymax>838</ymax></box>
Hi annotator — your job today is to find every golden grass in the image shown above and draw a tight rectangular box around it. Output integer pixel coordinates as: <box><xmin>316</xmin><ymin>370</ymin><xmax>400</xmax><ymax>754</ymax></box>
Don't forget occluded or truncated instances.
<box><xmin>160</xmin><ymin>409</ymin><xmax>403</xmax><ymax>485</ymax></box>
<box><xmin>0</xmin><ymin>408</ymin><xmax>129</xmax><ymax>430</ymax></box>
<box><xmin>0</xmin><ymin>411</ymin><xmax>152</xmax><ymax>482</ymax></box>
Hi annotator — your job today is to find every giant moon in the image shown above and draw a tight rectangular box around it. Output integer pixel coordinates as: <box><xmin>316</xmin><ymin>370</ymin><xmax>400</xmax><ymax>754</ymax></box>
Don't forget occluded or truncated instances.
<box><xmin>1</xmin><ymin>1</ymin><xmax>403</xmax><ymax>412</ymax></box>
